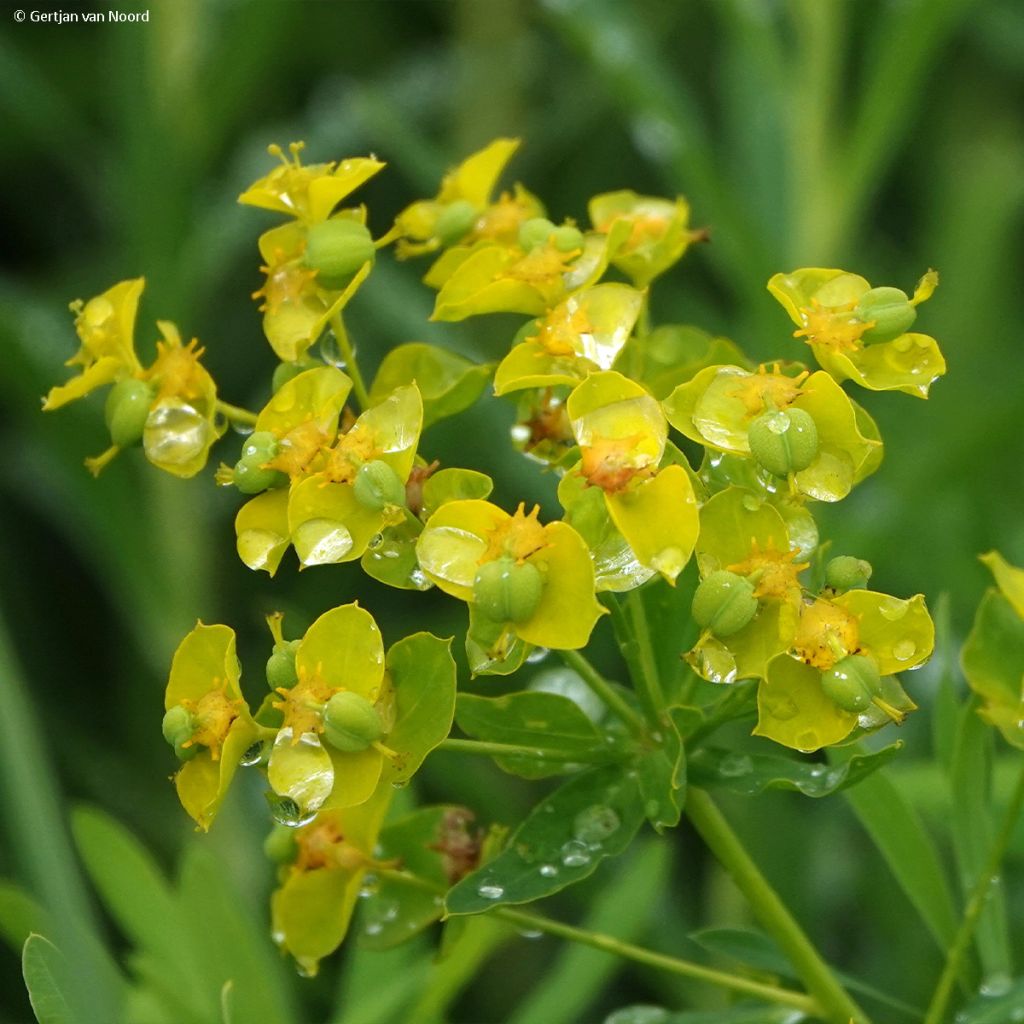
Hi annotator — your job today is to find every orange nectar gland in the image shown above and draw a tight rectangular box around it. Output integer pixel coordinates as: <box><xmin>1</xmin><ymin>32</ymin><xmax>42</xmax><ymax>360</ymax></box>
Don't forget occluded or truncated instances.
<box><xmin>293</xmin><ymin>818</ymin><xmax>369</xmax><ymax>874</ymax></box>
<box><xmin>320</xmin><ymin>428</ymin><xmax>378</xmax><ymax>486</ymax></box>
<box><xmin>178</xmin><ymin>681</ymin><xmax>244</xmax><ymax>762</ymax></box>
<box><xmin>792</xmin><ymin>599</ymin><xmax>861</xmax><ymax>671</ymax></box>
<box><xmin>793</xmin><ymin>299</ymin><xmax>872</xmax><ymax>354</ymax></box>
<box><xmin>580</xmin><ymin>435</ymin><xmax>653</xmax><ymax>494</ymax></box>
<box><xmin>727</xmin><ymin>540</ymin><xmax>808</xmax><ymax>601</ymax></box>
<box><xmin>147</xmin><ymin>337</ymin><xmax>208</xmax><ymax>403</ymax></box>
<box><xmin>505</xmin><ymin>243</ymin><xmax>578</xmax><ymax>285</ymax></box>
<box><xmin>272</xmin><ymin>664</ymin><xmax>339</xmax><ymax>740</ymax></box>
<box><xmin>253</xmin><ymin>254</ymin><xmax>318</xmax><ymax>315</ymax></box>
<box><xmin>473</xmin><ymin>193</ymin><xmax>534</xmax><ymax>246</ymax></box>
<box><xmin>265</xmin><ymin>420</ymin><xmax>331</xmax><ymax>479</ymax></box>
<box><xmin>481</xmin><ymin>504</ymin><xmax>549</xmax><ymax>564</ymax></box>
<box><xmin>532</xmin><ymin>304</ymin><xmax>594</xmax><ymax>358</ymax></box>
<box><xmin>727</xmin><ymin>365</ymin><xmax>808</xmax><ymax>417</ymax></box>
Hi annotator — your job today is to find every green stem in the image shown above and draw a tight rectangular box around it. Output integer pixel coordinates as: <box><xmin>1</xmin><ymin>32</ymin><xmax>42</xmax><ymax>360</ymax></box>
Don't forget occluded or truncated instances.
<box><xmin>215</xmin><ymin>399</ymin><xmax>258</xmax><ymax>428</ymax></box>
<box><xmin>438</xmin><ymin>737</ymin><xmax>612</xmax><ymax>764</ymax></box>
<box><xmin>605</xmin><ymin>592</ymin><xmax>667</xmax><ymax>721</ymax></box>
<box><xmin>559</xmin><ymin>648</ymin><xmax>647</xmax><ymax>737</ymax></box>
<box><xmin>496</xmin><ymin>906</ymin><xmax>821</xmax><ymax>1016</ymax></box>
<box><xmin>380</xmin><ymin>870</ymin><xmax>820</xmax><ymax>1015</ymax></box>
<box><xmin>329</xmin><ymin>311</ymin><xmax>370</xmax><ymax>410</ymax></box>
<box><xmin>923</xmin><ymin>759</ymin><xmax>1024</xmax><ymax>1024</ymax></box>
<box><xmin>686</xmin><ymin>787</ymin><xmax>870</xmax><ymax>1024</ymax></box>
<box><xmin>685</xmin><ymin>681</ymin><xmax>758</xmax><ymax>749</ymax></box>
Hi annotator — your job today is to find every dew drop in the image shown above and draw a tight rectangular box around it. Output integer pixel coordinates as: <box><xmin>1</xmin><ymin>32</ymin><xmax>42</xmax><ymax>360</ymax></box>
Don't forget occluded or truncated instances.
<box><xmin>295</xmin><ymin>958</ymin><xmax>317</xmax><ymax>978</ymax></box>
<box><xmin>573</xmin><ymin>805</ymin><xmax>620</xmax><ymax>845</ymax></box>
<box><xmin>764</xmin><ymin>694</ymin><xmax>799</xmax><ymax>721</ymax></box>
<box><xmin>764</xmin><ymin>410</ymin><xmax>791</xmax><ymax>435</ymax></box>
<box><xmin>538</xmin><ymin>864</ymin><xmax>558</xmax><ymax>878</ymax></box>
<box><xmin>319</xmin><ymin>331</ymin><xmax>353</xmax><ymax>368</ymax></box>
<box><xmin>239</xmin><ymin>741</ymin><xmax>266</xmax><ymax>767</ymax></box>
<box><xmin>560</xmin><ymin>840</ymin><xmax>592</xmax><ymax>868</ymax></box>
<box><xmin>893</xmin><ymin>639</ymin><xmax>916</xmax><ymax>661</ymax></box>
<box><xmin>477</xmin><ymin>883</ymin><xmax>504</xmax><ymax>900</ymax></box>
<box><xmin>741</xmin><ymin>494</ymin><xmax>763</xmax><ymax>512</ymax></box>
<box><xmin>980</xmin><ymin>972</ymin><xmax>1012</xmax><ymax>997</ymax></box>
<box><xmin>143</xmin><ymin>400</ymin><xmax>211</xmax><ymax>468</ymax></box>
<box><xmin>526</xmin><ymin>647</ymin><xmax>551</xmax><ymax>664</ymax></box>
<box><xmin>269</xmin><ymin>795</ymin><xmax>317</xmax><ymax>829</ymax></box>
<box><xmin>879</xmin><ymin>597</ymin><xmax>909</xmax><ymax>621</ymax></box>
<box><xmin>716</xmin><ymin>753</ymin><xmax>752</xmax><ymax>778</ymax></box>
<box><xmin>364</xmin><ymin>920</ymin><xmax>383</xmax><ymax>936</ymax></box>
<box><xmin>293</xmin><ymin>518</ymin><xmax>354</xmax><ymax>566</ymax></box>
<box><xmin>518</xmin><ymin>928</ymin><xmax>543</xmax><ymax>940</ymax></box>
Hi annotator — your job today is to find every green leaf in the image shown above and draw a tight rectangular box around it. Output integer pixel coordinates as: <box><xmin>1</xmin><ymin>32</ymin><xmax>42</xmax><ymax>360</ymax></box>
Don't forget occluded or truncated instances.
<box><xmin>22</xmin><ymin>935</ymin><xmax>75</xmax><ymax>1024</ymax></box>
<box><xmin>370</xmin><ymin>342</ymin><xmax>493</xmax><ymax>429</ymax></box>
<box><xmin>177</xmin><ymin>843</ymin><xmax>294</xmax><ymax>1024</ymax></box>
<box><xmin>835</xmin><ymin>755</ymin><xmax>959</xmax><ymax>954</ymax></box>
<box><xmin>446</xmin><ymin>765</ymin><xmax>644</xmax><ymax>914</ymax></box>
<box><xmin>690</xmin><ymin>741</ymin><xmax>901</xmax><ymax>797</ymax></box>
<box><xmin>0</xmin><ymin>881</ymin><xmax>51</xmax><ymax>954</ymax></box>
<box><xmin>635</xmin><ymin>709</ymin><xmax>687</xmax><ymax>831</ymax></box>
<box><xmin>386</xmin><ymin>633</ymin><xmax>457</xmax><ymax>784</ymax></box>
<box><xmin>359</xmin><ymin>807</ymin><xmax>460</xmax><ymax>950</ymax></box>
<box><xmin>962</xmin><ymin>589</ymin><xmax>1024</xmax><ymax>749</ymax></box>
<box><xmin>455</xmin><ymin>691</ymin><xmax>605</xmax><ymax>778</ymax></box>
<box><xmin>950</xmin><ymin>699</ymin><xmax>1012</xmax><ymax>980</ymax></box>
<box><xmin>509</xmin><ymin>840</ymin><xmax>671</xmax><ymax>1024</ymax></box>
<box><xmin>70</xmin><ymin>806</ymin><xmax>207</xmax><ymax>1020</ymax></box>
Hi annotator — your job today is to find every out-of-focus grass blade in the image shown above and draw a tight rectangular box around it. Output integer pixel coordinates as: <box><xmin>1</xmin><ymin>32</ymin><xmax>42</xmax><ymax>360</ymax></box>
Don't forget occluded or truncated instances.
<box><xmin>837</xmin><ymin>757</ymin><xmax>960</xmax><ymax>957</ymax></box>
<box><xmin>509</xmin><ymin>840</ymin><xmax>670</xmax><ymax>1024</ymax></box>
<box><xmin>331</xmin><ymin>940</ymin><xmax>431</xmax><ymax>1024</ymax></box>
<box><xmin>0</xmin><ymin>615</ymin><xmax>124</xmax><ymax>1023</ymax></box>
<box><xmin>950</xmin><ymin>701</ymin><xmax>1012</xmax><ymax>982</ymax></box>
<box><xmin>0</xmin><ymin>883</ymin><xmax>51</xmax><ymax>955</ymax></box>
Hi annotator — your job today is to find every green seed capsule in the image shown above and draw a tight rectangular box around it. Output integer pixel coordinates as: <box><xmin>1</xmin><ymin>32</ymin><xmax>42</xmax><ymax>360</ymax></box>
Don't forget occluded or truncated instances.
<box><xmin>272</xmin><ymin>357</ymin><xmax>321</xmax><ymax>393</ymax></box>
<box><xmin>232</xmin><ymin>431</ymin><xmax>286</xmax><ymax>495</ymax></box>
<box><xmin>323</xmin><ymin>691</ymin><xmax>385</xmax><ymax>752</ymax></box>
<box><xmin>825</xmin><ymin>555</ymin><xmax>873</xmax><ymax>592</ymax></box>
<box><xmin>105</xmin><ymin>378</ymin><xmax>154</xmax><ymax>448</ymax></box>
<box><xmin>266</xmin><ymin>639</ymin><xmax>301</xmax><ymax>690</ymax></box>
<box><xmin>692</xmin><ymin>570</ymin><xmax>758</xmax><ymax>638</ymax></box>
<box><xmin>855</xmin><ymin>286</ymin><xmax>917</xmax><ymax>345</ymax></box>
<box><xmin>820</xmin><ymin>654</ymin><xmax>881</xmax><ymax>713</ymax></box>
<box><xmin>353</xmin><ymin>460</ymin><xmax>407</xmax><ymax>511</ymax></box>
<box><xmin>473</xmin><ymin>556</ymin><xmax>544</xmax><ymax>624</ymax></box>
<box><xmin>263</xmin><ymin>824</ymin><xmax>298</xmax><ymax>865</ymax></box>
<box><xmin>161</xmin><ymin>705</ymin><xmax>198</xmax><ymax>762</ymax></box>
<box><xmin>747</xmin><ymin>407</ymin><xmax>819</xmax><ymax>477</ymax></box>
<box><xmin>551</xmin><ymin>225</ymin><xmax>584</xmax><ymax>252</ymax></box>
<box><xmin>518</xmin><ymin>217</ymin><xmax>557</xmax><ymax>251</ymax></box>
<box><xmin>435</xmin><ymin>199</ymin><xmax>479</xmax><ymax>246</ymax></box>
<box><xmin>303</xmin><ymin>218</ymin><xmax>376</xmax><ymax>289</ymax></box>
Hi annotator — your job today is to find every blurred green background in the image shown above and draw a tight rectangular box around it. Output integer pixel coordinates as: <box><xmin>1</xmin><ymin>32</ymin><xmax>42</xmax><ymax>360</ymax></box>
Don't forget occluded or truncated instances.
<box><xmin>2</xmin><ymin>0</ymin><xmax>1023</xmax><ymax>1021</ymax></box>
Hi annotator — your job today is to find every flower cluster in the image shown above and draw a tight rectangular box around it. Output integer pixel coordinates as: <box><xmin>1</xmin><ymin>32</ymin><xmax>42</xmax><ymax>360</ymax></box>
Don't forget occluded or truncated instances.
<box><xmin>49</xmin><ymin>136</ymin><xmax>945</xmax><ymax>972</ymax></box>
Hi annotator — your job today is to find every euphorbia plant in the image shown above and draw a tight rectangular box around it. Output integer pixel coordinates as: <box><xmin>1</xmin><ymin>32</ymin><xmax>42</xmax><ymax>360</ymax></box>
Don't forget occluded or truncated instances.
<box><xmin>45</xmin><ymin>136</ymin><xmax>966</xmax><ymax>1022</ymax></box>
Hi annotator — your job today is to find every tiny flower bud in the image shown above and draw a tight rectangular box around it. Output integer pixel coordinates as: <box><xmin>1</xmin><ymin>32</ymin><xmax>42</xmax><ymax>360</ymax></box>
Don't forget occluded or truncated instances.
<box><xmin>855</xmin><ymin>286</ymin><xmax>917</xmax><ymax>345</ymax></box>
<box><xmin>263</xmin><ymin>824</ymin><xmax>298</xmax><ymax>865</ymax></box>
<box><xmin>323</xmin><ymin>691</ymin><xmax>385</xmax><ymax>753</ymax></box>
<box><xmin>692</xmin><ymin>570</ymin><xmax>758</xmax><ymax>638</ymax></box>
<box><xmin>747</xmin><ymin>407</ymin><xmax>819</xmax><ymax>477</ymax></box>
<box><xmin>551</xmin><ymin>225</ymin><xmax>584</xmax><ymax>252</ymax></box>
<box><xmin>105</xmin><ymin>378</ymin><xmax>154</xmax><ymax>448</ymax></box>
<box><xmin>473</xmin><ymin>556</ymin><xmax>545</xmax><ymax>624</ymax></box>
<box><xmin>518</xmin><ymin>217</ymin><xmax>557</xmax><ymax>251</ymax></box>
<box><xmin>353</xmin><ymin>460</ymin><xmax>407</xmax><ymax>511</ymax></box>
<box><xmin>303</xmin><ymin>218</ymin><xmax>376</xmax><ymax>290</ymax></box>
<box><xmin>825</xmin><ymin>555</ymin><xmax>873</xmax><ymax>592</ymax></box>
<box><xmin>820</xmin><ymin>654</ymin><xmax>881</xmax><ymax>713</ymax></box>
<box><xmin>435</xmin><ymin>199</ymin><xmax>479</xmax><ymax>246</ymax></box>
<box><xmin>266</xmin><ymin>639</ymin><xmax>301</xmax><ymax>690</ymax></box>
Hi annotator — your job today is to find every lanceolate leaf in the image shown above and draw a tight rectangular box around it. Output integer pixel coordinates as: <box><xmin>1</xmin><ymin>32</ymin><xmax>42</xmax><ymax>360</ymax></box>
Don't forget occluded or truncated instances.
<box><xmin>446</xmin><ymin>765</ymin><xmax>644</xmax><ymax>914</ymax></box>
<box><xmin>690</xmin><ymin>741</ymin><xmax>901</xmax><ymax>798</ymax></box>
